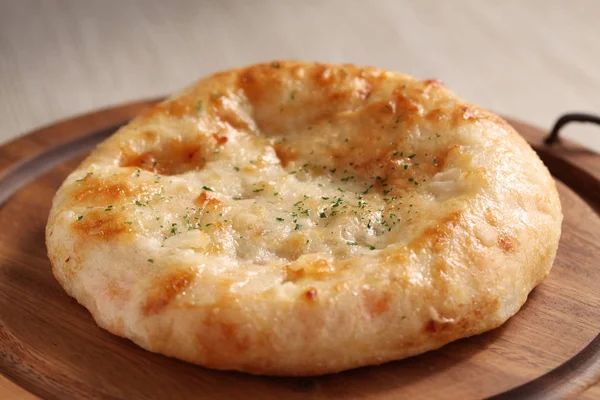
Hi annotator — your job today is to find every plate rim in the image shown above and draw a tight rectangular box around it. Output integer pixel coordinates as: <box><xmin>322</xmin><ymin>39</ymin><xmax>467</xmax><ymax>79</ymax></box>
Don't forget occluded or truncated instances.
<box><xmin>1</xmin><ymin>100</ymin><xmax>599</xmax><ymax>399</ymax></box>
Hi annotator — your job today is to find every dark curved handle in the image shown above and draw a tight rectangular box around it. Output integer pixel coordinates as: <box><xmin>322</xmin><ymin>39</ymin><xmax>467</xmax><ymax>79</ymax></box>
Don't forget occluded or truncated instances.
<box><xmin>545</xmin><ymin>113</ymin><xmax>600</xmax><ymax>145</ymax></box>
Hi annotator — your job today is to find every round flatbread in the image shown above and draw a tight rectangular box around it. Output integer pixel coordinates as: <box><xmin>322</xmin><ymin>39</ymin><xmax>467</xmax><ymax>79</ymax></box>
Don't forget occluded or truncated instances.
<box><xmin>46</xmin><ymin>61</ymin><xmax>562</xmax><ymax>375</ymax></box>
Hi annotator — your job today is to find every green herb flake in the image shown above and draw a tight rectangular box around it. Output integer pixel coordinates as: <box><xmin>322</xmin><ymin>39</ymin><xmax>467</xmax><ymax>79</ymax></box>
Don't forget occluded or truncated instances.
<box><xmin>319</xmin><ymin>212</ymin><xmax>327</xmax><ymax>218</ymax></box>
<box><xmin>234</xmin><ymin>166</ymin><xmax>240</xmax><ymax>172</ymax></box>
<box><xmin>294</xmin><ymin>223</ymin><xmax>302</xmax><ymax>231</ymax></box>
<box><xmin>408</xmin><ymin>154</ymin><xmax>416</xmax><ymax>159</ymax></box>
<box><xmin>271</xmin><ymin>61</ymin><xmax>281</xmax><ymax>69</ymax></box>
<box><xmin>105</xmin><ymin>205</ymin><xmax>113</xmax><ymax>211</ymax></box>
<box><xmin>232</xmin><ymin>197</ymin><xmax>242</xmax><ymax>200</ymax></box>
<box><xmin>276</xmin><ymin>217</ymin><xmax>284</xmax><ymax>222</ymax></box>
<box><xmin>76</xmin><ymin>215</ymin><xmax>83</xmax><ymax>221</ymax></box>
<box><xmin>253</xmin><ymin>188</ymin><xmax>264</xmax><ymax>193</ymax></box>
<box><xmin>347</xmin><ymin>241</ymin><xmax>358</xmax><ymax>246</ymax></box>
<box><xmin>202</xmin><ymin>186</ymin><xmax>214</xmax><ymax>191</ymax></box>
<box><xmin>369</xmin><ymin>246</ymin><xmax>376</xmax><ymax>250</ymax></box>
<box><xmin>195</xmin><ymin>101</ymin><xmax>203</xmax><ymax>111</ymax></box>
<box><xmin>147</xmin><ymin>259</ymin><xmax>154</xmax><ymax>263</ymax></box>
<box><xmin>290</xmin><ymin>90</ymin><xmax>296</xmax><ymax>100</ymax></box>
<box><xmin>76</xmin><ymin>172</ymin><xmax>93</xmax><ymax>182</ymax></box>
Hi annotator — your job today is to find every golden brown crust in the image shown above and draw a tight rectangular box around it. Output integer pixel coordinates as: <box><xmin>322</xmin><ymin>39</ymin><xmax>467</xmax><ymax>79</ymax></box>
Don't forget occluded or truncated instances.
<box><xmin>46</xmin><ymin>61</ymin><xmax>562</xmax><ymax>375</ymax></box>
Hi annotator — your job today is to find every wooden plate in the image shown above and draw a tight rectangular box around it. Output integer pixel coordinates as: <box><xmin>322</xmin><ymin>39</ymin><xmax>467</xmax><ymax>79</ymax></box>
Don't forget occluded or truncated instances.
<box><xmin>1</xmin><ymin>100</ymin><xmax>599</xmax><ymax>399</ymax></box>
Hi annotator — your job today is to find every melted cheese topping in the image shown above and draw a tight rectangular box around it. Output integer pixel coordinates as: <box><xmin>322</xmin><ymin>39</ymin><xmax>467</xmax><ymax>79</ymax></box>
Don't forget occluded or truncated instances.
<box><xmin>55</xmin><ymin>62</ymin><xmax>499</xmax><ymax>298</ymax></box>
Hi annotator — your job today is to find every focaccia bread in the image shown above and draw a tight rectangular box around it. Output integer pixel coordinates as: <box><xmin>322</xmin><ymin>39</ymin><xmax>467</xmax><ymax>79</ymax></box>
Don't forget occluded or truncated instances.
<box><xmin>46</xmin><ymin>61</ymin><xmax>562</xmax><ymax>375</ymax></box>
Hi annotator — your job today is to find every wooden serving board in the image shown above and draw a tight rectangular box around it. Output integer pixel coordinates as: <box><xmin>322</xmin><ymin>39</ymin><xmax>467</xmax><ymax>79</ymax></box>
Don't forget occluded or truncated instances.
<box><xmin>1</xmin><ymin>100</ymin><xmax>599</xmax><ymax>399</ymax></box>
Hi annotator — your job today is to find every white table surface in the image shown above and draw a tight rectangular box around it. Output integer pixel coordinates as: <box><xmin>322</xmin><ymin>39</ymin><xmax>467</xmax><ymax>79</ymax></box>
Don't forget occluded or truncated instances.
<box><xmin>1</xmin><ymin>0</ymin><xmax>599</xmax><ymax>152</ymax></box>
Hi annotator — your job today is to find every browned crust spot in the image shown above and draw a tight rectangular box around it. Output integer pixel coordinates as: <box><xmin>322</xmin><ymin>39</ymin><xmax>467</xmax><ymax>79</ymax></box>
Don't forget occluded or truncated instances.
<box><xmin>314</xmin><ymin>65</ymin><xmax>375</xmax><ymax>101</ymax></box>
<box><xmin>207</xmin><ymin>321</ymin><xmax>249</xmax><ymax>353</ymax></box>
<box><xmin>139</xmin><ymin>97</ymin><xmax>197</xmax><ymax>119</ymax></box>
<box><xmin>423</xmin><ymin>78</ymin><xmax>444</xmax><ymax>87</ymax></box>
<box><xmin>391</xmin><ymin>89</ymin><xmax>421</xmax><ymax>116</ymax></box>
<box><xmin>362</xmin><ymin>289</ymin><xmax>391</xmax><ymax>318</ymax></box>
<box><xmin>194</xmin><ymin>302</ymin><xmax>272</xmax><ymax>367</ymax></box>
<box><xmin>238</xmin><ymin>63</ymin><xmax>284</xmax><ymax>105</ymax></box>
<box><xmin>424</xmin><ymin>319</ymin><xmax>452</xmax><ymax>334</ymax></box>
<box><xmin>105</xmin><ymin>281</ymin><xmax>131</xmax><ymax>302</ymax></box>
<box><xmin>120</xmin><ymin>137</ymin><xmax>206</xmax><ymax>175</ymax></box>
<box><xmin>142</xmin><ymin>268</ymin><xmax>196</xmax><ymax>316</ymax></box>
<box><xmin>450</xmin><ymin>105</ymin><xmax>480</xmax><ymax>127</ymax></box>
<box><xmin>195</xmin><ymin>191</ymin><xmax>223</xmax><ymax>210</ymax></box>
<box><xmin>282</xmin><ymin>258</ymin><xmax>337</xmax><ymax>283</ymax></box>
<box><xmin>304</xmin><ymin>288</ymin><xmax>318</xmax><ymax>301</ymax></box>
<box><xmin>73</xmin><ymin>178</ymin><xmax>131</xmax><ymax>204</ymax></box>
<box><xmin>283</xmin><ymin>266</ymin><xmax>305</xmax><ymax>283</ymax></box>
<box><xmin>485</xmin><ymin>209</ymin><xmax>499</xmax><ymax>228</ymax></box>
<box><xmin>434</xmin><ymin>144</ymin><xmax>460</xmax><ymax>169</ymax></box>
<box><xmin>72</xmin><ymin>210</ymin><xmax>131</xmax><ymax>240</ymax></box>
<box><xmin>273</xmin><ymin>143</ymin><xmax>298</xmax><ymax>167</ymax></box>
<box><xmin>212</xmin><ymin>133</ymin><xmax>228</xmax><ymax>146</ymax></box>
<box><xmin>409</xmin><ymin>211</ymin><xmax>463</xmax><ymax>250</ymax></box>
<box><xmin>498</xmin><ymin>233</ymin><xmax>516</xmax><ymax>252</ymax></box>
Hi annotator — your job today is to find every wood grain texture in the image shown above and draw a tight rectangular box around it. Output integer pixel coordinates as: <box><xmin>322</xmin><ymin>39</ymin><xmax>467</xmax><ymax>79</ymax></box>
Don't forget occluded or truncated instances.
<box><xmin>1</xmin><ymin>0</ymin><xmax>600</xmax><ymax>153</ymax></box>
<box><xmin>0</xmin><ymin>102</ymin><xmax>599</xmax><ymax>399</ymax></box>
<box><xmin>0</xmin><ymin>375</ymin><xmax>37</xmax><ymax>400</ymax></box>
